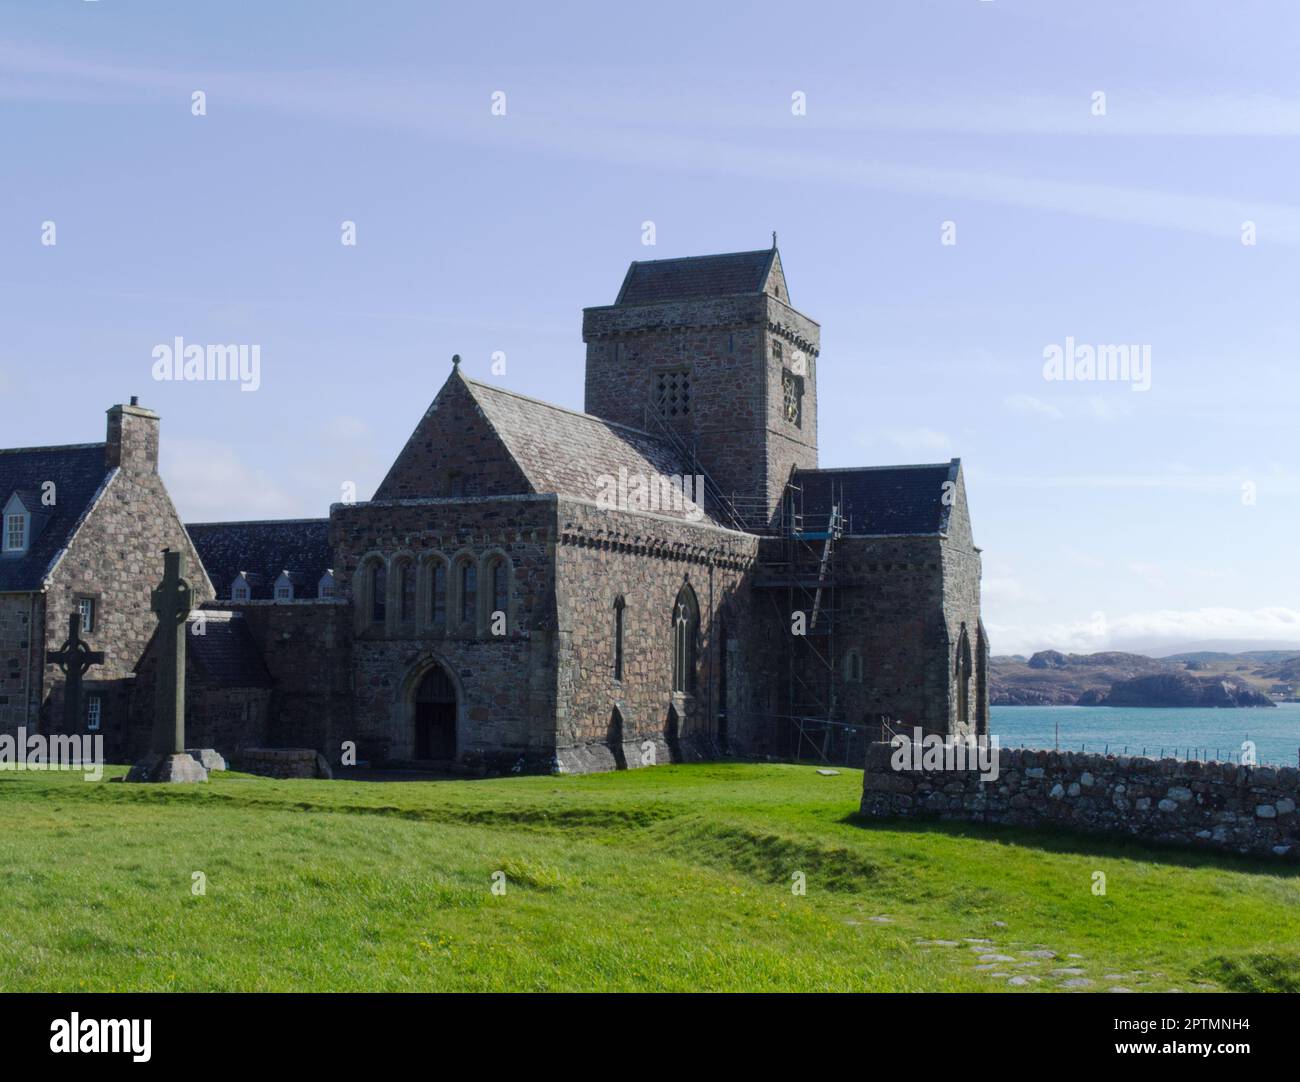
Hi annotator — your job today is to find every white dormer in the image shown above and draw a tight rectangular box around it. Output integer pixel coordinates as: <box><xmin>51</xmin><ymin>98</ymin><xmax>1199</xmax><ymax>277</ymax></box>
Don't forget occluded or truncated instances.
<box><xmin>273</xmin><ymin>571</ymin><xmax>294</xmax><ymax>601</ymax></box>
<box><xmin>231</xmin><ymin>573</ymin><xmax>252</xmax><ymax>601</ymax></box>
<box><xmin>3</xmin><ymin>493</ymin><xmax>30</xmax><ymax>554</ymax></box>
<box><xmin>318</xmin><ymin>570</ymin><xmax>336</xmax><ymax>599</ymax></box>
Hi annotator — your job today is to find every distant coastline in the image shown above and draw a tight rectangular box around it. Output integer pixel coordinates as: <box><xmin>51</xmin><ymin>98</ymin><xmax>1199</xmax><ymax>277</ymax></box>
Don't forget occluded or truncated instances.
<box><xmin>991</xmin><ymin>648</ymin><xmax>1295</xmax><ymax>708</ymax></box>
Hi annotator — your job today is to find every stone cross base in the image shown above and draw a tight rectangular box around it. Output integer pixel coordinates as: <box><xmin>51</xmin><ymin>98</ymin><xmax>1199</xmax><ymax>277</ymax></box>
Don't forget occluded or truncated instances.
<box><xmin>125</xmin><ymin>752</ymin><xmax>209</xmax><ymax>784</ymax></box>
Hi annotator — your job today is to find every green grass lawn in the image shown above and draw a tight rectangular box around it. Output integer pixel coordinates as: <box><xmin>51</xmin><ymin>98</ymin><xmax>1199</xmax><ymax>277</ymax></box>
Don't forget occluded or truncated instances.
<box><xmin>1</xmin><ymin>762</ymin><xmax>1296</xmax><ymax>992</ymax></box>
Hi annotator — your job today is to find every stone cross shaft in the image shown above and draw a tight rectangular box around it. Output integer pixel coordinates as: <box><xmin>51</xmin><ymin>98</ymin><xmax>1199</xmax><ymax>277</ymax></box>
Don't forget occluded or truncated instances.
<box><xmin>48</xmin><ymin>611</ymin><xmax>104</xmax><ymax>731</ymax></box>
<box><xmin>150</xmin><ymin>548</ymin><xmax>193</xmax><ymax>756</ymax></box>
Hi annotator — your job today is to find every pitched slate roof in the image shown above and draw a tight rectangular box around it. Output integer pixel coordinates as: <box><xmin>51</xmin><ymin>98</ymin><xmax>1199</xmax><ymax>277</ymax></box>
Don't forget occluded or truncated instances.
<box><xmin>792</xmin><ymin>461</ymin><xmax>959</xmax><ymax>536</ymax></box>
<box><xmin>461</xmin><ymin>376</ymin><xmax>717</xmax><ymax>525</ymax></box>
<box><xmin>615</xmin><ymin>249</ymin><xmax>776</xmax><ymax>305</ymax></box>
<box><xmin>185</xmin><ymin>611</ymin><xmax>273</xmax><ymax>687</ymax></box>
<box><xmin>0</xmin><ymin>443</ymin><xmax>111</xmax><ymax>593</ymax></box>
<box><xmin>185</xmin><ymin>518</ymin><xmax>332</xmax><ymax>600</ymax></box>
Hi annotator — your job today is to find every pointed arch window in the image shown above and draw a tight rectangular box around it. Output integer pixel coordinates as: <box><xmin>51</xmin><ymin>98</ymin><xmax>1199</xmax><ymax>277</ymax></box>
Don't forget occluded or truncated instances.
<box><xmin>671</xmin><ymin>584</ymin><xmax>699</xmax><ymax>695</ymax></box>
<box><xmin>460</xmin><ymin>562</ymin><xmax>477</xmax><ymax>626</ymax></box>
<box><xmin>370</xmin><ymin>563</ymin><xmax>387</xmax><ymax>625</ymax></box>
<box><xmin>491</xmin><ymin>558</ymin><xmax>509</xmax><ymax>621</ymax></box>
<box><xmin>956</xmin><ymin>625</ymin><xmax>973</xmax><ymax>724</ymax></box>
<box><xmin>431</xmin><ymin>562</ymin><xmax>447</xmax><ymax>629</ymax></box>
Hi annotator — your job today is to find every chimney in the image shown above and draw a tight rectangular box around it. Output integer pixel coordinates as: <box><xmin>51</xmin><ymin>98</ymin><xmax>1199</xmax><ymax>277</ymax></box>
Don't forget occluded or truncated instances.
<box><xmin>106</xmin><ymin>399</ymin><xmax>160</xmax><ymax>473</ymax></box>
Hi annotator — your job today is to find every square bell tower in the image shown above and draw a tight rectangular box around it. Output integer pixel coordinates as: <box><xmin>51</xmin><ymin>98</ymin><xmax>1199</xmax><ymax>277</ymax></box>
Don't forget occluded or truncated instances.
<box><xmin>581</xmin><ymin>243</ymin><xmax>819</xmax><ymax>528</ymax></box>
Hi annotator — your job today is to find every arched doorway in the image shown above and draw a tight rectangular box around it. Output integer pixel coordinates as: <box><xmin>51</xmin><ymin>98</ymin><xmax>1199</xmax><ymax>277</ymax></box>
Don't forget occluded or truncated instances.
<box><xmin>413</xmin><ymin>664</ymin><xmax>457</xmax><ymax>760</ymax></box>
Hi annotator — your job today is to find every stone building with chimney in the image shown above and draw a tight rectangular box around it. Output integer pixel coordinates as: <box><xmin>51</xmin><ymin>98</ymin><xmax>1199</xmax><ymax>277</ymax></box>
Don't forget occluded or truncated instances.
<box><xmin>2</xmin><ymin>244</ymin><xmax>988</xmax><ymax>772</ymax></box>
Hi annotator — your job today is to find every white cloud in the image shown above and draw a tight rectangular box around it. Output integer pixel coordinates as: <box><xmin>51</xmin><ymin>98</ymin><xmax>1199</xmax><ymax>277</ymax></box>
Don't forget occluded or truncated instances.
<box><xmin>989</xmin><ymin>605</ymin><xmax>1300</xmax><ymax>656</ymax></box>
<box><xmin>162</xmin><ymin>440</ymin><xmax>302</xmax><ymax>521</ymax></box>
<box><xmin>1003</xmin><ymin>393</ymin><xmax>1063</xmax><ymax>420</ymax></box>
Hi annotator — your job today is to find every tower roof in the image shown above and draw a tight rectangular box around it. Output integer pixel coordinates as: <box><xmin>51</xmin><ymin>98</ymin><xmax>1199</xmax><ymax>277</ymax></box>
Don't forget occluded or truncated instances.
<box><xmin>615</xmin><ymin>248</ymin><xmax>778</xmax><ymax>305</ymax></box>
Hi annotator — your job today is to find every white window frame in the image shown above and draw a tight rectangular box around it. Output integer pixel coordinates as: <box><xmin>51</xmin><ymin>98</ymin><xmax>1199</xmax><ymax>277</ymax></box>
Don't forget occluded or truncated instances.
<box><xmin>86</xmin><ymin>695</ymin><xmax>102</xmax><ymax>731</ymax></box>
<box><xmin>273</xmin><ymin>572</ymin><xmax>294</xmax><ymax>601</ymax></box>
<box><xmin>77</xmin><ymin>597</ymin><xmax>95</xmax><ymax>634</ymax></box>
<box><xmin>3</xmin><ymin>511</ymin><xmax>28</xmax><ymax>553</ymax></box>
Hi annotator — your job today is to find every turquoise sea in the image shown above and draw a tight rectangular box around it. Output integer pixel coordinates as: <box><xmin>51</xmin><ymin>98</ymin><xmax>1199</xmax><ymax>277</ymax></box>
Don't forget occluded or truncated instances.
<box><xmin>990</xmin><ymin>704</ymin><xmax>1300</xmax><ymax>768</ymax></box>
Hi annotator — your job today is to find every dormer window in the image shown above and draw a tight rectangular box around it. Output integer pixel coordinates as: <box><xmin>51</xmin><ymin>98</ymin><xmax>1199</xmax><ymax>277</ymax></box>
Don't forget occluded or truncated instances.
<box><xmin>273</xmin><ymin>571</ymin><xmax>294</xmax><ymax>601</ymax></box>
<box><xmin>3</xmin><ymin>494</ymin><xmax>29</xmax><ymax>554</ymax></box>
<box><xmin>231</xmin><ymin>574</ymin><xmax>251</xmax><ymax>601</ymax></box>
<box><xmin>318</xmin><ymin>571</ymin><xmax>336</xmax><ymax>599</ymax></box>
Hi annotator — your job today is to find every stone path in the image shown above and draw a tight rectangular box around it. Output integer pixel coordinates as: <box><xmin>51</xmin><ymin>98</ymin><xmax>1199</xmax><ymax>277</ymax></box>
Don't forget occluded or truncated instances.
<box><xmin>912</xmin><ymin>929</ymin><xmax>1212</xmax><ymax>993</ymax></box>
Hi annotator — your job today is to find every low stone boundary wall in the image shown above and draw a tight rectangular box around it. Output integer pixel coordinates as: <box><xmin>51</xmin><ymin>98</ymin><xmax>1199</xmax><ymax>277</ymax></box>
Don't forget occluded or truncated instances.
<box><xmin>859</xmin><ymin>741</ymin><xmax>1298</xmax><ymax>861</ymax></box>
<box><xmin>231</xmin><ymin>747</ymin><xmax>333</xmax><ymax>780</ymax></box>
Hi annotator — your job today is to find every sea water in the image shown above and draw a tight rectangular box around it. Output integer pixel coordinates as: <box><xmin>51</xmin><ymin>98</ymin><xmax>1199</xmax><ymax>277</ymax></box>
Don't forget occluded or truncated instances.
<box><xmin>990</xmin><ymin>703</ymin><xmax>1300</xmax><ymax>767</ymax></box>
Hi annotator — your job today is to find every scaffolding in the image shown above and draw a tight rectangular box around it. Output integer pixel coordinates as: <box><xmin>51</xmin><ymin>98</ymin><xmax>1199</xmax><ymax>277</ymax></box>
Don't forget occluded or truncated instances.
<box><xmin>753</xmin><ymin>477</ymin><xmax>863</xmax><ymax>765</ymax></box>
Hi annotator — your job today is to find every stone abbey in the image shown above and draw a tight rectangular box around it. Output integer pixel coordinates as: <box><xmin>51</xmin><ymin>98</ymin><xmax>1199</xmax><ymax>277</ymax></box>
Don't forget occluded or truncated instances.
<box><xmin>0</xmin><ymin>244</ymin><xmax>988</xmax><ymax>773</ymax></box>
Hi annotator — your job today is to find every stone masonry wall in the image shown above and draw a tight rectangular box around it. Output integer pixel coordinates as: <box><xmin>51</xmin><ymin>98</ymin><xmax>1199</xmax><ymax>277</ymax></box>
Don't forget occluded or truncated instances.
<box><xmin>330</xmin><ymin>494</ymin><xmax>558</xmax><ymax>770</ymax></box>
<box><xmin>554</xmin><ymin>497</ymin><xmax>759</xmax><ymax>772</ymax></box>
<box><xmin>583</xmin><ymin>292</ymin><xmax>819</xmax><ymax>525</ymax></box>
<box><xmin>826</xmin><ymin>535</ymin><xmax>950</xmax><ymax>732</ymax></box>
<box><xmin>42</xmin><ymin>406</ymin><xmax>213</xmax><ymax>745</ymax></box>
<box><xmin>860</xmin><ymin>741</ymin><xmax>1300</xmax><ymax>861</ymax></box>
<box><xmin>0</xmin><ymin>593</ymin><xmax>42</xmax><ymax>736</ymax></box>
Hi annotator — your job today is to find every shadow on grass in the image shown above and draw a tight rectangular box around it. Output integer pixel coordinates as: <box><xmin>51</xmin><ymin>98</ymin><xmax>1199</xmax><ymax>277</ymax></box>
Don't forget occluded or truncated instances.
<box><xmin>840</xmin><ymin>811</ymin><xmax>1300</xmax><ymax>877</ymax></box>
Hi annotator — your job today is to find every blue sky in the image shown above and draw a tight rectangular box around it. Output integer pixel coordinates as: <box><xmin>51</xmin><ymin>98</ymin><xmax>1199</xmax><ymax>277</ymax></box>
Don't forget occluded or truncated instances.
<box><xmin>2</xmin><ymin>1</ymin><xmax>1298</xmax><ymax>655</ymax></box>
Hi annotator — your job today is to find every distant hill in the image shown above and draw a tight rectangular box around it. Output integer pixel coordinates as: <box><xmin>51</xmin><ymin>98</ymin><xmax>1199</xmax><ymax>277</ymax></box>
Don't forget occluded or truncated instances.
<box><xmin>991</xmin><ymin>649</ymin><xmax>1300</xmax><ymax>707</ymax></box>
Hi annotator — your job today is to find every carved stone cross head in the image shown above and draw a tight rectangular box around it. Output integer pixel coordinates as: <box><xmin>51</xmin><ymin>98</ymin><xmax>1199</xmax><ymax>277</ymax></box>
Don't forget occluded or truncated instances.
<box><xmin>151</xmin><ymin>548</ymin><xmax>193</xmax><ymax>626</ymax></box>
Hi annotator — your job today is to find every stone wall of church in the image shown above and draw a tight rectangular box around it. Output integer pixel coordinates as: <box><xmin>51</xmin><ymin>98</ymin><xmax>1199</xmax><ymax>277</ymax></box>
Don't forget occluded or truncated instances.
<box><xmin>329</xmin><ymin>495</ymin><xmax>559</xmax><ymax>770</ymax></box>
<box><xmin>939</xmin><ymin>469</ymin><xmax>987</xmax><ymax>736</ymax></box>
<box><xmin>582</xmin><ymin>293</ymin><xmax>818</xmax><ymax>526</ymax></box>
<box><xmin>0</xmin><ymin>592</ymin><xmax>43</xmax><ymax>736</ymax></box>
<box><xmin>552</xmin><ymin>497</ymin><xmax>759</xmax><ymax>773</ymax></box>
<box><xmin>825</xmin><ymin>535</ymin><xmax>951</xmax><ymax>735</ymax></box>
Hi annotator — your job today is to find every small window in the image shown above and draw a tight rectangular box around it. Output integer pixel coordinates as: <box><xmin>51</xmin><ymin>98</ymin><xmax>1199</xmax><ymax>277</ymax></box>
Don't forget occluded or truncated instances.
<box><xmin>77</xmin><ymin>597</ymin><xmax>95</xmax><ymax>634</ymax></box>
<box><xmin>772</xmin><ymin>339</ymin><xmax>783</xmax><ymax>363</ymax></box>
<box><xmin>371</xmin><ymin>563</ymin><xmax>387</xmax><ymax>624</ymax></box>
<box><xmin>86</xmin><ymin>695</ymin><xmax>102</xmax><ymax>731</ymax></box>
<box><xmin>318</xmin><ymin>571</ymin><xmax>336</xmax><ymax>599</ymax></box>
<box><xmin>400</xmin><ymin>562</ymin><xmax>415</xmax><ymax>622</ymax></box>
<box><xmin>447</xmin><ymin>473</ymin><xmax>465</xmax><ymax>498</ymax></box>
<box><xmin>846</xmin><ymin>649</ymin><xmax>864</xmax><ymax>684</ymax></box>
<box><xmin>654</xmin><ymin>369</ymin><xmax>691</xmax><ymax>418</ymax></box>
<box><xmin>3</xmin><ymin>511</ymin><xmax>27</xmax><ymax>553</ymax></box>
<box><xmin>273</xmin><ymin>572</ymin><xmax>294</xmax><ymax>601</ymax></box>
<box><xmin>432</xmin><ymin>563</ymin><xmax>447</xmax><ymax>628</ymax></box>
<box><xmin>460</xmin><ymin>563</ymin><xmax>477</xmax><ymax>626</ymax></box>
<box><xmin>491</xmin><ymin>559</ymin><xmax>508</xmax><ymax>621</ymax></box>
<box><xmin>231</xmin><ymin>575</ymin><xmax>251</xmax><ymax>601</ymax></box>
<box><xmin>613</xmin><ymin>596</ymin><xmax>625</xmax><ymax>681</ymax></box>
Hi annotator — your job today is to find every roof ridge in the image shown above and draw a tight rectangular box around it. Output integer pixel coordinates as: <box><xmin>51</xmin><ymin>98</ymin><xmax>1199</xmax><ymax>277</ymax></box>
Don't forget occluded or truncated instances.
<box><xmin>0</xmin><ymin>442</ymin><xmax>106</xmax><ymax>456</ymax></box>
<box><xmin>798</xmin><ymin>461</ymin><xmax>955</xmax><ymax>474</ymax></box>
<box><xmin>186</xmin><ymin>517</ymin><xmax>330</xmax><ymax>528</ymax></box>
<box><xmin>625</xmin><ymin>248</ymin><xmax>773</xmax><ymax>269</ymax></box>
<box><xmin>461</xmin><ymin>377</ymin><xmax>669</xmax><ymax>443</ymax></box>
